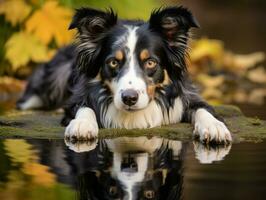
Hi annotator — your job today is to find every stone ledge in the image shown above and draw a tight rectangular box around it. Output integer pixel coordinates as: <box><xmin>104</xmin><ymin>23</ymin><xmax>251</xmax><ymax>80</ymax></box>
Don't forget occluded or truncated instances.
<box><xmin>0</xmin><ymin>105</ymin><xmax>265</xmax><ymax>142</ymax></box>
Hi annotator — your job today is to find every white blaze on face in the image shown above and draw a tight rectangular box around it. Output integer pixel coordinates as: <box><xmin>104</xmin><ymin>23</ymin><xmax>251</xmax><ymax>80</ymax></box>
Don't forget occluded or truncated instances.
<box><xmin>112</xmin><ymin>26</ymin><xmax>149</xmax><ymax>111</ymax></box>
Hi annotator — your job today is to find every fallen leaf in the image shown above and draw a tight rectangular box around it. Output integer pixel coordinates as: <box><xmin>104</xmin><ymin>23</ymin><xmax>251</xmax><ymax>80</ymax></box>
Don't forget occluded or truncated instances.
<box><xmin>247</xmin><ymin>66</ymin><xmax>266</xmax><ymax>84</ymax></box>
<box><xmin>0</xmin><ymin>0</ymin><xmax>31</xmax><ymax>26</ymax></box>
<box><xmin>248</xmin><ymin>88</ymin><xmax>266</xmax><ymax>105</ymax></box>
<box><xmin>0</xmin><ymin>76</ymin><xmax>26</xmax><ymax>93</ymax></box>
<box><xmin>206</xmin><ymin>99</ymin><xmax>223</xmax><ymax>105</ymax></box>
<box><xmin>5</xmin><ymin>31</ymin><xmax>50</xmax><ymax>70</ymax></box>
<box><xmin>201</xmin><ymin>87</ymin><xmax>223</xmax><ymax>100</ymax></box>
<box><xmin>25</xmin><ymin>1</ymin><xmax>74</xmax><ymax>46</ymax></box>
<box><xmin>196</xmin><ymin>74</ymin><xmax>225</xmax><ymax>88</ymax></box>
<box><xmin>233</xmin><ymin>90</ymin><xmax>248</xmax><ymax>103</ymax></box>
<box><xmin>190</xmin><ymin>38</ymin><xmax>224</xmax><ymax>62</ymax></box>
<box><xmin>224</xmin><ymin>52</ymin><xmax>265</xmax><ymax>71</ymax></box>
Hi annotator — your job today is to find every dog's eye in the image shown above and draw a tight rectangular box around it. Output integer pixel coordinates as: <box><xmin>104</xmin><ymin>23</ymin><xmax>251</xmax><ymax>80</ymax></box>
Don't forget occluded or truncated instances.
<box><xmin>144</xmin><ymin>59</ymin><xmax>157</xmax><ymax>69</ymax></box>
<box><xmin>109</xmin><ymin>186</ymin><xmax>118</xmax><ymax>196</ymax></box>
<box><xmin>108</xmin><ymin>59</ymin><xmax>119</xmax><ymax>68</ymax></box>
<box><xmin>144</xmin><ymin>190</ymin><xmax>155</xmax><ymax>199</ymax></box>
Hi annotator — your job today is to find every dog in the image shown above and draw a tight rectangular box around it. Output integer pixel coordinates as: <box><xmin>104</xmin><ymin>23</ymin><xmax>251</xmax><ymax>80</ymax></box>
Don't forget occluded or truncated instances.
<box><xmin>17</xmin><ymin>6</ymin><xmax>232</xmax><ymax>143</ymax></box>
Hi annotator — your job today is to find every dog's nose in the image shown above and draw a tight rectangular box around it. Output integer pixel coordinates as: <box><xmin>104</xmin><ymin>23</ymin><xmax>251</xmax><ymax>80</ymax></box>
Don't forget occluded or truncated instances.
<box><xmin>121</xmin><ymin>89</ymin><xmax>138</xmax><ymax>106</ymax></box>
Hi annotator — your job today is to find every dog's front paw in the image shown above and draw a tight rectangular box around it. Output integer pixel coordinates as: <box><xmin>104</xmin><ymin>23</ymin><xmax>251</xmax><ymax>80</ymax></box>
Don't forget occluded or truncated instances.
<box><xmin>193</xmin><ymin>119</ymin><xmax>231</xmax><ymax>144</ymax></box>
<box><xmin>65</xmin><ymin>119</ymin><xmax>98</xmax><ymax>140</ymax></box>
<box><xmin>193</xmin><ymin>109</ymin><xmax>232</xmax><ymax>144</ymax></box>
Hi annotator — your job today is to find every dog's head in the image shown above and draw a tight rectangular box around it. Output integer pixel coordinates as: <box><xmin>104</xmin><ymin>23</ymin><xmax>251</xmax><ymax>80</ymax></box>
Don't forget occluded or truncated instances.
<box><xmin>69</xmin><ymin>7</ymin><xmax>199</xmax><ymax>112</ymax></box>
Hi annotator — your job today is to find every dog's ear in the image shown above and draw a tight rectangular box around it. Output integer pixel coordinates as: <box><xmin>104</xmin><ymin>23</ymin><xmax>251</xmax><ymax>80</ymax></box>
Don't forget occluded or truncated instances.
<box><xmin>69</xmin><ymin>8</ymin><xmax>117</xmax><ymax>77</ymax></box>
<box><xmin>149</xmin><ymin>7</ymin><xmax>199</xmax><ymax>71</ymax></box>
<box><xmin>149</xmin><ymin>6</ymin><xmax>199</xmax><ymax>47</ymax></box>
<box><xmin>149</xmin><ymin>7</ymin><xmax>199</xmax><ymax>85</ymax></box>
<box><xmin>69</xmin><ymin>7</ymin><xmax>117</xmax><ymax>37</ymax></box>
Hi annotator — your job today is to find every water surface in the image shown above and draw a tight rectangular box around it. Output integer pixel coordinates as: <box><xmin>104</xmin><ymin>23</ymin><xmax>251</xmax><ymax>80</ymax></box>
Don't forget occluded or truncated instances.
<box><xmin>0</xmin><ymin>137</ymin><xmax>266</xmax><ymax>200</ymax></box>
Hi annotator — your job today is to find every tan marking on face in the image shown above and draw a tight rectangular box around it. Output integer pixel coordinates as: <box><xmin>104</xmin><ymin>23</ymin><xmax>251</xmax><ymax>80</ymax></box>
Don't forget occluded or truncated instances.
<box><xmin>115</xmin><ymin>50</ymin><xmax>123</xmax><ymax>61</ymax></box>
<box><xmin>104</xmin><ymin>80</ymin><xmax>114</xmax><ymax>93</ymax></box>
<box><xmin>95</xmin><ymin>71</ymin><xmax>102</xmax><ymax>81</ymax></box>
<box><xmin>147</xmin><ymin>85</ymin><xmax>156</xmax><ymax>99</ymax></box>
<box><xmin>147</xmin><ymin>78</ymin><xmax>158</xmax><ymax>99</ymax></box>
<box><xmin>162</xmin><ymin>70</ymin><xmax>171</xmax><ymax>85</ymax></box>
<box><xmin>140</xmin><ymin>49</ymin><xmax>150</xmax><ymax>61</ymax></box>
<box><xmin>147</xmin><ymin>70</ymin><xmax>171</xmax><ymax>99</ymax></box>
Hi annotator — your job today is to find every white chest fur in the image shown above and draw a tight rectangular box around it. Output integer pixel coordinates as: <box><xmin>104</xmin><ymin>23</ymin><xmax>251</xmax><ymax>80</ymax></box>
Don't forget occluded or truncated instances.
<box><xmin>101</xmin><ymin>97</ymin><xmax>183</xmax><ymax>129</ymax></box>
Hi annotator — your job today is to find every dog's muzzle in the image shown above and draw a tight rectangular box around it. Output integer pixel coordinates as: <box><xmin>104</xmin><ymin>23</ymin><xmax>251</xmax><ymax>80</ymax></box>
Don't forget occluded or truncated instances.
<box><xmin>121</xmin><ymin>89</ymin><xmax>138</xmax><ymax>106</ymax></box>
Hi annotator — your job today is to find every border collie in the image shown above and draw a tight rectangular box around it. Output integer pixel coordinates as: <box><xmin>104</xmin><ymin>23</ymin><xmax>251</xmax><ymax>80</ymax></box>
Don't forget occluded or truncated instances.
<box><xmin>17</xmin><ymin>6</ymin><xmax>232</xmax><ymax>144</ymax></box>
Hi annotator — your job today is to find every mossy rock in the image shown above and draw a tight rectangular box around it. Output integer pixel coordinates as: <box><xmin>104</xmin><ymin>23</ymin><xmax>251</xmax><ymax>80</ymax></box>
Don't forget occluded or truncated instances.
<box><xmin>0</xmin><ymin>105</ymin><xmax>265</xmax><ymax>142</ymax></box>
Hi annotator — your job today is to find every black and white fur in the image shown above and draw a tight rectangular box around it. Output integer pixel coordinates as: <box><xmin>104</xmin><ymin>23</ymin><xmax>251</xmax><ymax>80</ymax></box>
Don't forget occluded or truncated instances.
<box><xmin>17</xmin><ymin>6</ymin><xmax>232</xmax><ymax>144</ymax></box>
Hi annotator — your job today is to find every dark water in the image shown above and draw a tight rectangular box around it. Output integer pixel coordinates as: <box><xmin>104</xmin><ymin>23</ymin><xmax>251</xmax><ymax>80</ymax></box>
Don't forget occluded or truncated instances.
<box><xmin>0</xmin><ymin>137</ymin><xmax>266</xmax><ymax>200</ymax></box>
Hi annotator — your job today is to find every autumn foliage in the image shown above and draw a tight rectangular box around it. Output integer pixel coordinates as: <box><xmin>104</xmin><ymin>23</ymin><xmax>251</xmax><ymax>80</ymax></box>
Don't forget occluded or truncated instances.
<box><xmin>0</xmin><ymin>0</ymin><xmax>75</xmax><ymax>70</ymax></box>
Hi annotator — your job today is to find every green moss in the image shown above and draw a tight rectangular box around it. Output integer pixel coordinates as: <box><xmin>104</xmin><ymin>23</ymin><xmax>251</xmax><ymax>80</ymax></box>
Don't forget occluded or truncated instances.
<box><xmin>0</xmin><ymin>105</ymin><xmax>266</xmax><ymax>142</ymax></box>
<box><xmin>249</xmin><ymin>117</ymin><xmax>262</xmax><ymax>126</ymax></box>
<box><xmin>214</xmin><ymin>105</ymin><xmax>243</xmax><ymax>117</ymax></box>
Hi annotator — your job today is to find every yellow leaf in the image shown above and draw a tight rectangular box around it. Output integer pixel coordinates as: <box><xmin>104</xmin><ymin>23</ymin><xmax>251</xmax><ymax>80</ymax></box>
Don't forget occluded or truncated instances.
<box><xmin>0</xmin><ymin>0</ymin><xmax>31</xmax><ymax>26</ymax></box>
<box><xmin>233</xmin><ymin>90</ymin><xmax>248</xmax><ymax>103</ymax></box>
<box><xmin>248</xmin><ymin>89</ymin><xmax>266</xmax><ymax>105</ymax></box>
<box><xmin>201</xmin><ymin>88</ymin><xmax>223</xmax><ymax>100</ymax></box>
<box><xmin>190</xmin><ymin>38</ymin><xmax>224</xmax><ymax>62</ymax></box>
<box><xmin>223</xmin><ymin>52</ymin><xmax>265</xmax><ymax>75</ymax></box>
<box><xmin>25</xmin><ymin>1</ymin><xmax>74</xmax><ymax>46</ymax></box>
<box><xmin>196</xmin><ymin>74</ymin><xmax>225</xmax><ymax>88</ymax></box>
<box><xmin>29</xmin><ymin>0</ymin><xmax>40</xmax><ymax>5</ymax></box>
<box><xmin>247</xmin><ymin>66</ymin><xmax>266</xmax><ymax>84</ymax></box>
<box><xmin>5</xmin><ymin>31</ymin><xmax>50</xmax><ymax>70</ymax></box>
<box><xmin>0</xmin><ymin>76</ymin><xmax>26</xmax><ymax>93</ymax></box>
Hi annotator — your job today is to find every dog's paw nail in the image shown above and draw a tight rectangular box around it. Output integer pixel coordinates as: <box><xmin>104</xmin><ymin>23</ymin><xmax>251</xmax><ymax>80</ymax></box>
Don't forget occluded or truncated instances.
<box><xmin>203</xmin><ymin>132</ymin><xmax>210</xmax><ymax>144</ymax></box>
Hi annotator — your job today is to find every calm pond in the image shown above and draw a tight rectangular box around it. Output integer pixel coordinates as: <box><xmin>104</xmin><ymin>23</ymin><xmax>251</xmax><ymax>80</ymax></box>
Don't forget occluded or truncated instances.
<box><xmin>0</xmin><ymin>137</ymin><xmax>266</xmax><ymax>200</ymax></box>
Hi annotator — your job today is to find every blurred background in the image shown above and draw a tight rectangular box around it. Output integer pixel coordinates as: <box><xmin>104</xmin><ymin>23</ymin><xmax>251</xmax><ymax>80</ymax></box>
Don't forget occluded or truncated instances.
<box><xmin>0</xmin><ymin>0</ymin><xmax>265</xmax><ymax>119</ymax></box>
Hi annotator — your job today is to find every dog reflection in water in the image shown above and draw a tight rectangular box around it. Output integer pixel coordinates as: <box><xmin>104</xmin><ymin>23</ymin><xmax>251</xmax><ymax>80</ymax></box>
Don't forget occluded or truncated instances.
<box><xmin>65</xmin><ymin>137</ymin><xmax>231</xmax><ymax>199</ymax></box>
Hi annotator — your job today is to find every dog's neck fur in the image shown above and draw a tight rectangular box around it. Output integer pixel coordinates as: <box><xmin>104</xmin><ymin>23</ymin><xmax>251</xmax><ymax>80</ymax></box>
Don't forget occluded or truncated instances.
<box><xmin>101</xmin><ymin>97</ymin><xmax>183</xmax><ymax>129</ymax></box>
